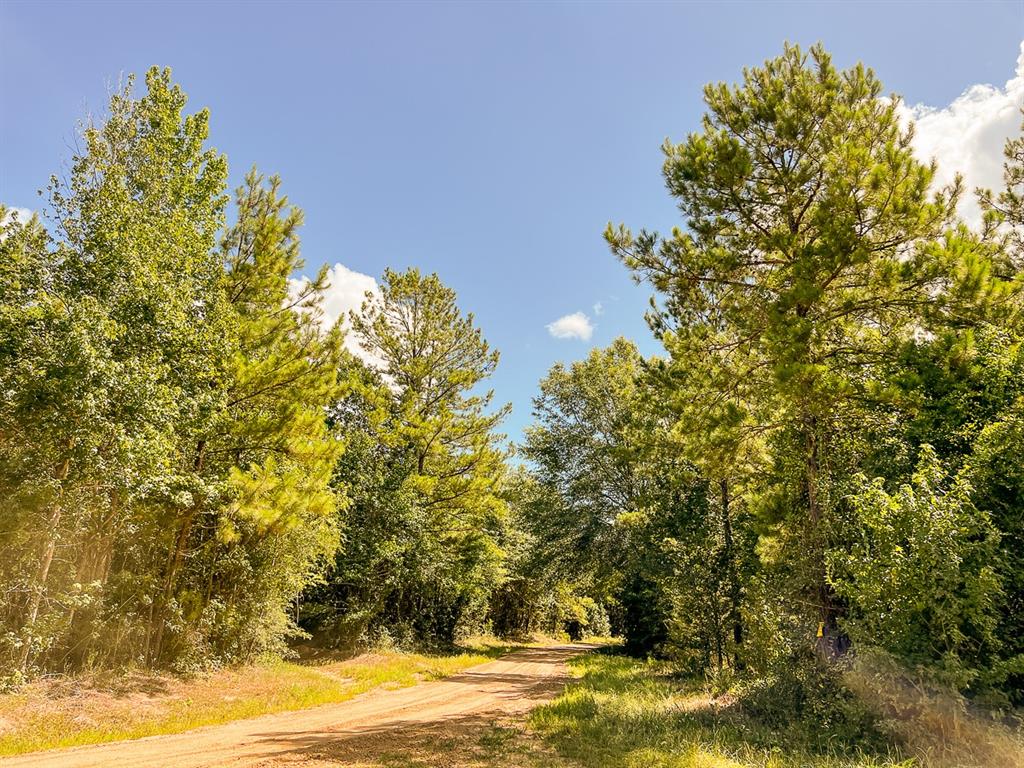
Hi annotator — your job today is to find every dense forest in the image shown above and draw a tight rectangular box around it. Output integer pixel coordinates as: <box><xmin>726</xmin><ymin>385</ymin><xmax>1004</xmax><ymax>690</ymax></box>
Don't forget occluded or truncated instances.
<box><xmin>1</xmin><ymin>43</ymin><xmax>1021</xmax><ymax>730</ymax></box>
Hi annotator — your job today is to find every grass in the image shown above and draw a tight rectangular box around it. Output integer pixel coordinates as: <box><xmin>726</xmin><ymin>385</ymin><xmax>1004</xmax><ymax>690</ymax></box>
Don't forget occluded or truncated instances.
<box><xmin>0</xmin><ymin>638</ymin><xmax>517</xmax><ymax>756</ymax></box>
<box><xmin>513</xmin><ymin>649</ymin><xmax>1023</xmax><ymax>768</ymax></box>
<box><xmin>4</xmin><ymin>641</ymin><xmax>1018</xmax><ymax>767</ymax></box>
<box><xmin>304</xmin><ymin>647</ymin><xmax>919</xmax><ymax>768</ymax></box>
<box><xmin>523</xmin><ymin>650</ymin><xmax>912</xmax><ymax>768</ymax></box>
<box><xmin>842</xmin><ymin>650</ymin><xmax>1024</xmax><ymax>768</ymax></box>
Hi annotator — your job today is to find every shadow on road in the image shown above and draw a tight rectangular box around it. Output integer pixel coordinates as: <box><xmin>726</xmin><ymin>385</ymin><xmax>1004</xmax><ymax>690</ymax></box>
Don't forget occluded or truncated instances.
<box><xmin>244</xmin><ymin>645</ymin><xmax>590</xmax><ymax>766</ymax></box>
<box><xmin>255</xmin><ymin>712</ymin><xmax>554</xmax><ymax>767</ymax></box>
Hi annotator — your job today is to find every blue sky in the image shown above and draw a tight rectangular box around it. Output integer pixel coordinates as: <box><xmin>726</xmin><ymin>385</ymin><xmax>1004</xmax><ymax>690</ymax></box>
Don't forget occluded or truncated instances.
<box><xmin>2</xmin><ymin>1</ymin><xmax>1022</xmax><ymax>442</ymax></box>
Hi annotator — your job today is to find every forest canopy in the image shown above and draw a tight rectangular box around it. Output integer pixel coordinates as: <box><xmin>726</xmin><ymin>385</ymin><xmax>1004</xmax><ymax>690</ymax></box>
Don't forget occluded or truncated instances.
<box><xmin>1</xmin><ymin>46</ymin><xmax>1022</xmax><ymax>726</ymax></box>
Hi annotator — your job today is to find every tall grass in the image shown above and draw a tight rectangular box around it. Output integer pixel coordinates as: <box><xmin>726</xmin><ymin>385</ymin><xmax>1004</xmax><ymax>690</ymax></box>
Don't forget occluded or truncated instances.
<box><xmin>843</xmin><ymin>650</ymin><xmax>1024</xmax><ymax>768</ymax></box>
<box><xmin>530</xmin><ymin>650</ymin><xmax>916</xmax><ymax>768</ymax></box>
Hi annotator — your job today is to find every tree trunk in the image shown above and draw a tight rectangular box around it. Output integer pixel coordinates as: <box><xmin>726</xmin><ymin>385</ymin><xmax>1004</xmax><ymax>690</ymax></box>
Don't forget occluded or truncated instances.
<box><xmin>714</xmin><ymin>613</ymin><xmax>723</xmax><ymax>671</ymax></box>
<box><xmin>19</xmin><ymin>457</ymin><xmax>71</xmax><ymax>673</ymax></box>
<box><xmin>805</xmin><ymin>416</ymin><xmax>842</xmax><ymax>657</ymax></box>
<box><xmin>64</xmin><ymin>493</ymin><xmax>118</xmax><ymax>670</ymax></box>
<box><xmin>148</xmin><ymin>440</ymin><xmax>206</xmax><ymax>665</ymax></box>
<box><xmin>149</xmin><ymin>508</ymin><xmax>194</xmax><ymax>664</ymax></box>
<box><xmin>720</xmin><ymin>478</ymin><xmax>744</xmax><ymax>667</ymax></box>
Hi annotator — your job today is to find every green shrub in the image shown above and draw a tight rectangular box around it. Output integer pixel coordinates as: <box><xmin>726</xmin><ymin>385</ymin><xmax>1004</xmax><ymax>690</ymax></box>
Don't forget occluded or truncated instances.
<box><xmin>737</xmin><ymin>653</ymin><xmax>889</xmax><ymax>752</ymax></box>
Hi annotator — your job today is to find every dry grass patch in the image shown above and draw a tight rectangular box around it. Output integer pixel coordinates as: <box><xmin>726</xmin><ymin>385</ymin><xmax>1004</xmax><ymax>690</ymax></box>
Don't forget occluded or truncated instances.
<box><xmin>843</xmin><ymin>651</ymin><xmax>1024</xmax><ymax>768</ymax></box>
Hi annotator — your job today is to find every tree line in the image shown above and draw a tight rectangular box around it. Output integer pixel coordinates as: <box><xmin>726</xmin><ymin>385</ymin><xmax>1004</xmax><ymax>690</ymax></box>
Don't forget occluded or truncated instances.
<box><xmin>0</xmin><ymin>69</ymin><xmax>514</xmax><ymax>677</ymax></box>
<box><xmin>519</xmin><ymin>45</ymin><xmax>1024</xmax><ymax>712</ymax></box>
<box><xmin>1</xmin><ymin>46</ymin><xmax>1022</xmax><ymax>720</ymax></box>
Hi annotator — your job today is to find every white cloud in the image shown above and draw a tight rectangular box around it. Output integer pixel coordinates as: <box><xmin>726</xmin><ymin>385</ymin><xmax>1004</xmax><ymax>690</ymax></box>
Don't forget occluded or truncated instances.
<box><xmin>290</xmin><ymin>262</ymin><xmax>384</xmax><ymax>367</ymax></box>
<box><xmin>546</xmin><ymin>311</ymin><xmax>594</xmax><ymax>341</ymax></box>
<box><xmin>1</xmin><ymin>207</ymin><xmax>33</xmax><ymax>226</ymax></box>
<box><xmin>899</xmin><ymin>41</ymin><xmax>1024</xmax><ymax>228</ymax></box>
<box><xmin>1</xmin><ymin>207</ymin><xmax>34</xmax><ymax>240</ymax></box>
<box><xmin>312</xmin><ymin>263</ymin><xmax>379</xmax><ymax>330</ymax></box>
<box><xmin>593</xmin><ymin>301</ymin><xmax>604</xmax><ymax>316</ymax></box>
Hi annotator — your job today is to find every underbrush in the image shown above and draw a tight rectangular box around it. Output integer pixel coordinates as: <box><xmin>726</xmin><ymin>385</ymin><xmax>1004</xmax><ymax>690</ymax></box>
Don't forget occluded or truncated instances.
<box><xmin>843</xmin><ymin>649</ymin><xmax>1024</xmax><ymax>768</ymax></box>
<box><xmin>529</xmin><ymin>648</ymin><xmax>1022</xmax><ymax>768</ymax></box>
<box><xmin>0</xmin><ymin>638</ymin><xmax>515</xmax><ymax>756</ymax></box>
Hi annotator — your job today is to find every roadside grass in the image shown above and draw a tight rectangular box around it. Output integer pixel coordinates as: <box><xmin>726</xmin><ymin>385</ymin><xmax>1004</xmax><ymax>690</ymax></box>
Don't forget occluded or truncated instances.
<box><xmin>463</xmin><ymin>647</ymin><xmax>1024</xmax><ymax>768</ymax></box>
<box><xmin>346</xmin><ymin>646</ymin><xmax>916</xmax><ymax>768</ymax></box>
<box><xmin>0</xmin><ymin>638</ymin><xmax>517</xmax><ymax>757</ymax></box>
<box><xmin>5</xmin><ymin>641</ymin><xmax>1012</xmax><ymax>767</ymax></box>
<box><xmin>526</xmin><ymin>650</ymin><xmax>915</xmax><ymax>768</ymax></box>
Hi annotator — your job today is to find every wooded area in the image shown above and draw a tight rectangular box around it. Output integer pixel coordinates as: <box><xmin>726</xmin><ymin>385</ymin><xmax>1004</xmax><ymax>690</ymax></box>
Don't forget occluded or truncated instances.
<box><xmin>1</xmin><ymin>44</ymin><xmax>1021</xmax><ymax>742</ymax></box>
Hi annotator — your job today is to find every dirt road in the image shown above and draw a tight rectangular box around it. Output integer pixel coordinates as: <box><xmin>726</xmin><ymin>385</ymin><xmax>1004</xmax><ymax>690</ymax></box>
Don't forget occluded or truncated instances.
<box><xmin>0</xmin><ymin>644</ymin><xmax>589</xmax><ymax>768</ymax></box>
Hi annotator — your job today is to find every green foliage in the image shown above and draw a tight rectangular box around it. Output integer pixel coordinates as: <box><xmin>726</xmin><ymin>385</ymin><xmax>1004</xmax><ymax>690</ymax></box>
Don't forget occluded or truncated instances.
<box><xmin>828</xmin><ymin>447</ymin><xmax>1000</xmax><ymax>680</ymax></box>
<box><xmin>896</xmin><ymin>324</ymin><xmax>1024</xmax><ymax>462</ymax></box>
<box><xmin>737</xmin><ymin>654</ymin><xmax>887</xmax><ymax>751</ymax></box>
<box><xmin>0</xmin><ymin>70</ymin><xmax>344</xmax><ymax>676</ymax></box>
<box><xmin>588</xmin><ymin>42</ymin><xmax>1023</xmax><ymax>712</ymax></box>
<box><xmin>485</xmin><ymin>470</ymin><xmax>601</xmax><ymax>640</ymax></box>
<box><xmin>606</xmin><ymin>44</ymin><xmax>982</xmax><ymax>650</ymax></box>
<box><xmin>518</xmin><ymin>338</ymin><xmax>745</xmax><ymax>660</ymax></box>
<box><xmin>351</xmin><ymin>268</ymin><xmax>509</xmax><ymax>546</ymax></box>
<box><xmin>1</xmin><ymin>67</ymin><xmax>233</xmax><ymax>673</ymax></box>
<box><xmin>964</xmin><ymin>398</ymin><xmax>1024</xmax><ymax>698</ymax></box>
<box><xmin>305</xmin><ymin>268</ymin><xmax>511</xmax><ymax>648</ymax></box>
<box><xmin>979</xmin><ymin>111</ymin><xmax>1024</xmax><ymax>272</ymax></box>
<box><xmin>3</xmin><ymin>46</ymin><xmax>1023</xmax><ymax>760</ymax></box>
<box><xmin>522</xmin><ymin>338</ymin><xmax>649</xmax><ymax>586</ymax></box>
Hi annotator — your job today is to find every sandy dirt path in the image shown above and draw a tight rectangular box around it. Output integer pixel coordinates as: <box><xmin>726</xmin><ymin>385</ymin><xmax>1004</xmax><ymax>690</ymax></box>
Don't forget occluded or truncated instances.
<box><xmin>0</xmin><ymin>644</ymin><xmax>590</xmax><ymax>768</ymax></box>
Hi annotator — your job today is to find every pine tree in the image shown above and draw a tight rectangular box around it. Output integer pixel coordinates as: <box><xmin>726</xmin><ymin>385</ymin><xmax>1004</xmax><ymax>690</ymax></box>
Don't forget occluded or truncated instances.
<box><xmin>980</xmin><ymin>111</ymin><xmax>1024</xmax><ymax>273</ymax></box>
<box><xmin>348</xmin><ymin>268</ymin><xmax>510</xmax><ymax>641</ymax></box>
<box><xmin>148</xmin><ymin>169</ymin><xmax>346</xmax><ymax>663</ymax></box>
<box><xmin>607</xmin><ymin>44</ymin><xmax>963</xmax><ymax>651</ymax></box>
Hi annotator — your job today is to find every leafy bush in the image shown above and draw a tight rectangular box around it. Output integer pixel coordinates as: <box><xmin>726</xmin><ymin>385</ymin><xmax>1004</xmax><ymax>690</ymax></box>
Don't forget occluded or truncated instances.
<box><xmin>827</xmin><ymin>446</ymin><xmax>1000</xmax><ymax>681</ymax></box>
<box><xmin>737</xmin><ymin>652</ymin><xmax>888</xmax><ymax>751</ymax></box>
